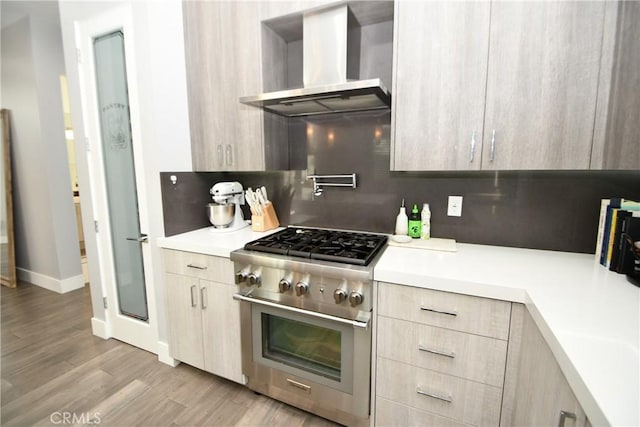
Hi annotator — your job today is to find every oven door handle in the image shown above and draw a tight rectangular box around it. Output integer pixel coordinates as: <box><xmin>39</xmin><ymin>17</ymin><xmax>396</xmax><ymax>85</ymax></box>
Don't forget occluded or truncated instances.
<box><xmin>233</xmin><ymin>293</ymin><xmax>371</xmax><ymax>329</ymax></box>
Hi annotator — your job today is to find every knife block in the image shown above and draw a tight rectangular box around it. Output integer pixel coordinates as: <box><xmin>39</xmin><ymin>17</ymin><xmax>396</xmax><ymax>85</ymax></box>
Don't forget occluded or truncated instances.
<box><xmin>251</xmin><ymin>202</ymin><xmax>280</xmax><ymax>232</ymax></box>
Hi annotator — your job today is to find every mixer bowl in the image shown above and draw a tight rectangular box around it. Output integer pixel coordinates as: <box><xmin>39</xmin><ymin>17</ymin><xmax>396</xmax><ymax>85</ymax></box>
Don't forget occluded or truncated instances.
<box><xmin>207</xmin><ymin>203</ymin><xmax>235</xmax><ymax>228</ymax></box>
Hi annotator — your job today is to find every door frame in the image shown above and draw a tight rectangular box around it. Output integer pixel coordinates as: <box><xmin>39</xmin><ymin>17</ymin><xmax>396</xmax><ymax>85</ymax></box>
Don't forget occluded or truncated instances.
<box><xmin>74</xmin><ymin>5</ymin><xmax>158</xmax><ymax>354</ymax></box>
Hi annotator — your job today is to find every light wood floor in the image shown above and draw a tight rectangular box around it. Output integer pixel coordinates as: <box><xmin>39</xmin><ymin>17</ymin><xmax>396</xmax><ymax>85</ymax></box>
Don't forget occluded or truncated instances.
<box><xmin>1</xmin><ymin>282</ymin><xmax>341</xmax><ymax>426</ymax></box>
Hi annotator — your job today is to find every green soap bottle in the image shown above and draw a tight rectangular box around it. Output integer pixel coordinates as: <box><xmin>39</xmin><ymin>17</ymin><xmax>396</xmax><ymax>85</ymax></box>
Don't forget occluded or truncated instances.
<box><xmin>408</xmin><ymin>204</ymin><xmax>421</xmax><ymax>238</ymax></box>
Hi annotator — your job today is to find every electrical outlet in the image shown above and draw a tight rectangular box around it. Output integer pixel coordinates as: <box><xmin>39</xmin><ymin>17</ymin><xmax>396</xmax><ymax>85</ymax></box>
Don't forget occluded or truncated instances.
<box><xmin>447</xmin><ymin>196</ymin><xmax>463</xmax><ymax>217</ymax></box>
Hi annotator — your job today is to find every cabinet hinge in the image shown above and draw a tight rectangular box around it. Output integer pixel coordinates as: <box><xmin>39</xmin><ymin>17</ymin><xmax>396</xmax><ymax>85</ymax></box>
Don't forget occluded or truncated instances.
<box><xmin>103</xmin><ymin>297</ymin><xmax>108</xmax><ymax>309</ymax></box>
<box><xmin>76</xmin><ymin>48</ymin><xmax>82</xmax><ymax>64</ymax></box>
<box><xmin>94</xmin><ymin>220</ymin><xmax>99</xmax><ymax>233</ymax></box>
<box><xmin>85</xmin><ymin>137</ymin><xmax>91</xmax><ymax>153</ymax></box>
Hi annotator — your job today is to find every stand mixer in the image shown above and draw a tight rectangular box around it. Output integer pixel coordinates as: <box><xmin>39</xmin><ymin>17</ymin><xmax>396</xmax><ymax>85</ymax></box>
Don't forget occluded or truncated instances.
<box><xmin>207</xmin><ymin>181</ymin><xmax>249</xmax><ymax>232</ymax></box>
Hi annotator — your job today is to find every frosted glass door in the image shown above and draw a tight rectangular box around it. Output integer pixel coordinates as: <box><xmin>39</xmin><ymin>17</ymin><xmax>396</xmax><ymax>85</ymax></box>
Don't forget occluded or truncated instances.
<box><xmin>94</xmin><ymin>31</ymin><xmax>148</xmax><ymax>321</ymax></box>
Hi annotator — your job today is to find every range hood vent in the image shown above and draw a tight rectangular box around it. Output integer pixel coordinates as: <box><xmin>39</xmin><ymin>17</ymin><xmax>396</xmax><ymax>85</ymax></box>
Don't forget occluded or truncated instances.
<box><xmin>240</xmin><ymin>4</ymin><xmax>391</xmax><ymax>117</ymax></box>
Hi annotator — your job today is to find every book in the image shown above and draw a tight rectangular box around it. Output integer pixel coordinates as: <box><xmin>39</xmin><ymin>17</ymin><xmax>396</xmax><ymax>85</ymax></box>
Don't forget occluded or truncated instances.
<box><xmin>600</xmin><ymin>198</ymin><xmax>621</xmax><ymax>266</ymax></box>
<box><xmin>617</xmin><ymin>215</ymin><xmax>640</xmax><ymax>275</ymax></box>
<box><xmin>609</xmin><ymin>210</ymin><xmax>632</xmax><ymax>271</ymax></box>
<box><xmin>621</xmin><ymin>200</ymin><xmax>640</xmax><ymax>211</ymax></box>
<box><xmin>594</xmin><ymin>199</ymin><xmax>610</xmax><ymax>260</ymax></box>
<box><xmin>606</xmin><ymin>208</ymin><xmax>620</xmax><ymax>267</ymax></box>
<box><xmin>595</xmin><ymin>198</ymin><xmax>639</xmax><ymax>266</ymax></box>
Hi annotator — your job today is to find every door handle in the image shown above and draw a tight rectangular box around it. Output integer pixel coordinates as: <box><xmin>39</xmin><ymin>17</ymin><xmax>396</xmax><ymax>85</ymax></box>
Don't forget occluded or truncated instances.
<box><xmin>126</xmin><ymin>234</ymin><xmax>148</xmax><ymax>243</ymax></box>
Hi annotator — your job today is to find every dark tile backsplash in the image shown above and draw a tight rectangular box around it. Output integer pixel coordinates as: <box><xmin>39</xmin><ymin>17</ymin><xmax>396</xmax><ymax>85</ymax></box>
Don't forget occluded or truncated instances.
<box><xmin>161</xmin><ymin>111</ymin><xmax>640</xmax><ymax>253</ymax></box>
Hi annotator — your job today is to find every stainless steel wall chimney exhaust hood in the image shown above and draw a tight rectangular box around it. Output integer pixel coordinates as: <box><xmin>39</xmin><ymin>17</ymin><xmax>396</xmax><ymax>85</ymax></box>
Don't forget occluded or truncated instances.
<box><xmin>240</xmin><ymin>4</ymin><xmax>391</xmax><ymax>117</ymax></box>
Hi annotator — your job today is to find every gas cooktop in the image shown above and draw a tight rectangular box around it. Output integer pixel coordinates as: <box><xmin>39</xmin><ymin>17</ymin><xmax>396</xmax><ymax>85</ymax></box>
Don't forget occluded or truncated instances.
<box><xmin>243</xmin><ymin>227</ymin><xmax>388</xmax><ymax>266</ymax></box>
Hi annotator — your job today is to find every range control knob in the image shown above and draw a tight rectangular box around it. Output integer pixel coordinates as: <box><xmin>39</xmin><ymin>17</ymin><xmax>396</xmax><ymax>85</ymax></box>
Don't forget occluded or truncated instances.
<box><xmin>295</xmin><ymin>281</ymin><xmax>309</xmax><ymax>296</ymax></box>
<box><xmin>333</xmin><ymin>289</ymin><xmax>348</xmax><ymax>304</ymax></box>
<box><xmin>235</xmin><ymin>270</ymin><xmax>248</xmax><ymax>284</ymax></box>
<box><xmin>348</xmin><ymin>291</ymin><xmax>364</xmax><ymax>307</ymax></box>
<box><xmin>247</xmin><ymin>272</ymin><xmax>261</xmax><ymax>287</ymax></box>
<box><xmin>278</xmin><ymin>278</ymin><xmax>292</xmax><ymax>293</ymax></box>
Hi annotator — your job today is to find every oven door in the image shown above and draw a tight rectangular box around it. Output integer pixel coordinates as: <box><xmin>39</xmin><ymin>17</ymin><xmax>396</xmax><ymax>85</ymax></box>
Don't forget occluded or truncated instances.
<box><xmin>251</xmin><ymin>302</ymin><xmax>355</xmax><ymax>393</ymax></box>
<box><xmin>234</xmin><ymin>293</ymin><xmax>372</xmax><ymax>422</ymax></box>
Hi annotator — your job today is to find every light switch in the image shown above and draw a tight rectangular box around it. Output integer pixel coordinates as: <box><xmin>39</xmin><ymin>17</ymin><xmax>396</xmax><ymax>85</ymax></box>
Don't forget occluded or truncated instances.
<box><xmin>447</xmin><ymin>196</ymin><xmax>463</xmax><ymax>217</ymax></box>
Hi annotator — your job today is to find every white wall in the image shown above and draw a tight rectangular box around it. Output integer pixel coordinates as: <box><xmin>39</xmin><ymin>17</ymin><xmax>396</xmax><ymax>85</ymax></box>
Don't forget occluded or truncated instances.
<box><xmin>58</xmin><ymin>0</ymin><xmax>192</xmax><ymax>346</ymax></box>
<box><xmin>1</xmin><ymin>2</ymin><xmax>82</xmax><ymax>291</ymax></box>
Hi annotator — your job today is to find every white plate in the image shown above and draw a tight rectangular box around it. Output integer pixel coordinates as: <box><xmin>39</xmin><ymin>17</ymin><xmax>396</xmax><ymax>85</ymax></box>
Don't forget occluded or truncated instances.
<box><xmin>390</xmin><ymin>234</ymin><xmax>412</xmax><ymax>243</ymax></box>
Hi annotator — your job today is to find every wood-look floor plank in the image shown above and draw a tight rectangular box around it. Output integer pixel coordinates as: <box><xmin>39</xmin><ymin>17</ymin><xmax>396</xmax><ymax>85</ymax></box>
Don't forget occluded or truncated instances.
<box><xmin>1</xmin><ymin>282</ymin><xmax>342</xmax><ymax>427</ymax></box>
<box><xmin>69</xmin><ymin>379</ymin><xmax>150</xmax><ymax>427</ymax></box>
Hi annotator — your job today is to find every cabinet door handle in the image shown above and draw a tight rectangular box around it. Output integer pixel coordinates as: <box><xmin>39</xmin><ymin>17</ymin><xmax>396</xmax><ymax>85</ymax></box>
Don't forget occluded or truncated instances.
<box><xmin>490</xmin><ymin>129</ymin><xmax>496</xmax><ymax>162</ymax></box>
<box><xmin>225</xmin><ymin>144</ymin><xmax>233</xmax><ymax>166</ymax></box>
<box><xmin>187</xmin><ymin>263</ymin><xmax>207</xmax><ymax>270</ymax></box>
<box><xmin>200</xmin><ymin>287</ymin><xmax>207</xmax><ymax>309</ymax></box>
<box><xmin>469</xmin><ymin>131</ymin><xmax>476</xmax><ymax>162</ymax></box>
<box><xmin>418</xmin><ymin>344</ymin><xmax>455</xmax><ymax>359</ymax></box>
<box><xmin>420</xmin><ymin>306</ymin><xmax>457</xmax><ymax>317</ymax></box>
<box><xmin>558</xmin><ymin>411</ymin><xmax>577</xmax><ymax>427</ymax></box>
<box><xmin>190</xmin><ymin>285</ymin><xmax>197</xmax><ymax>307</ymax></box>
<box><xmin>416</xmin><ymin>387</ymin><xmax>452</xmax><ymax>403</ymax></box>
<box><xmin>217</xmin><ymin>145</ymin><xmax>224</xmax><ymax>167</ymax></box>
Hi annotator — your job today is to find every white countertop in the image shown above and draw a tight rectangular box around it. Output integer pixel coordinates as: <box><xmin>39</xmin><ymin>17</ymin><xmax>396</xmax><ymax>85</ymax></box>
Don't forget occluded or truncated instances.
<box><xmin>375</xmin><ymin>244</ymin><xmax>640</xmax><ymax>427</ymax></box>
<box><xmin>157</xmin><ymin>225</ymin><xmax>282</xmax><ymax>258</ymax></box>
<box><xmin>157</xmin><ymin>227</ymin><xmax>639</xmax><ymax>426</ymax></box>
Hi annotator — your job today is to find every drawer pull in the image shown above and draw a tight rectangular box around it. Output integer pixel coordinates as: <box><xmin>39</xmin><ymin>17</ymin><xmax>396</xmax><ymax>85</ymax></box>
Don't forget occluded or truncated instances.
<box><xmin>286</xmin><ymin>378</ymin><xmax>311</xmax><ymax>393</ymax></box>
<box><xmin>420</xmin><ymin>306</ymin><xmax>457</xmax><ymax>317</ymax></box>
<box><xmin>187</xmin><ymin>263</ymin><xmax>207</xmax><ymax>270</ymax></box>
<box><xmin>416</xmin><ymin>387</ymin><xmax>452</xmax><ymax>403</ymax></box>
<box><xmin>558</xmin><ymin>410</ymin><xmax>577</xmax><ymax>427</ymax></box>
<box><xmin>418</xmin><ymin>345</ymin><xmax>455</xmax><ymax>359</ymax></box>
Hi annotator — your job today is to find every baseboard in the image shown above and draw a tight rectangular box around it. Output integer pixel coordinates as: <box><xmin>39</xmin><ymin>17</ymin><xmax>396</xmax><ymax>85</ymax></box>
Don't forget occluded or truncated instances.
<box><xmin>157</xmin><ymin>341</ymin><xmax>179</xmax><ymax>367</ymax></box>
<box><xmin>91</xmin><ymin>317</ymin><xmax>110</xmax><ymax>339</ymax></box>
<box><xmin>17</xmin><ymin>268</ymin><xmax>85</xmax><ymax>294</ymax></box>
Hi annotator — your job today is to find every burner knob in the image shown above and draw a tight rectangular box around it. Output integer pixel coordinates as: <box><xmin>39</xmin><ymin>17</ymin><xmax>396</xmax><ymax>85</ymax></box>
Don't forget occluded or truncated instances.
<box><xmin>235</xmin><ymin>270</ymin><xmax>248</xmax><ymax>284</ymax></box>
<box><xmin>247</xmin><ymin>272</ymin><xmax>261</xmax><ymax>287</ymax></box>
<box><xmin>295</xmin><ymin>281</ymin><xmax>309</xmax><ymax>296</ymax></box>
<box><xmin>348</xmin><ymin>291</ymin><xmax>364</xmax><ymax>307</ymax></box>
<box><xmin>333</xmin><ymin>289</ymin><xmax>348</xmax><ymax>304</ymax></box>
<box><xmin>278</xmin><ymin>278</ymin><xmax>292</xmax><ymax>293</ymax></box>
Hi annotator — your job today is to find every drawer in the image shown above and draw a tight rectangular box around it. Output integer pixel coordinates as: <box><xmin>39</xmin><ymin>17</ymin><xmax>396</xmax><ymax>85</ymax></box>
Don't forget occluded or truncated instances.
<box><xmin>377</xmin><ymin>317</ymin><xmax>507</xmax><ymax>387</ymax></box>
<box><xmin>376</xmin><ymin>357</ymin><xmax>502</xmax><ymax>426</ymax></box>
<box><xmin>378</xmin><ymin>282</ymin><xmax>511</xmax><ymax>339</ymax></box>
<box><xmin>375</xmin><ymin>397</ymin><xmax>468</xmax><ymax>427</ymax></box>
<box><xmin>163</xmin><ymin>249</ymin><xmax>234</xmax><ymax>284</ymax></box>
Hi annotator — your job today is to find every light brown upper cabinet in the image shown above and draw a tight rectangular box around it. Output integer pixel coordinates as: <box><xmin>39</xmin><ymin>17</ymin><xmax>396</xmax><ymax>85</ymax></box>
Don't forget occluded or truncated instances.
<box><xmin>591</xmin><ymin>1</ymin><xmax>640</xmax><ymax>170</ymax></box>
<box><xmin>182</xmin><ymin>0</ymin><xmax>339</xmax><ymax>171</ymax></box>
<box><xmin>391</xmin><ymin>1</ymin><xmax>638</xmax><ymax>171</ymax></box>
<box><xmin>184</xmin><ymin>1</ymin><xmax>295</xmax><ymax>171</ymax></box>
<box><xmin>391</xmin><ymin>1</ymin><xmax>491</xmax><ymax>171</ymax></box>
<box><xmin>482</xmin><ymin>1</ymin><xmax>605</xmax><ymax>170</ymax></box>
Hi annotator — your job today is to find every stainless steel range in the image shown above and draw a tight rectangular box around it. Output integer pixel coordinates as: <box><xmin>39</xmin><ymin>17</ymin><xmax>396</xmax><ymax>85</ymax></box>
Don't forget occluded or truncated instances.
<box><xmin>231</xmin><ymin>227</ymin><xmax>387</xmax><ymax>427</ymax></box>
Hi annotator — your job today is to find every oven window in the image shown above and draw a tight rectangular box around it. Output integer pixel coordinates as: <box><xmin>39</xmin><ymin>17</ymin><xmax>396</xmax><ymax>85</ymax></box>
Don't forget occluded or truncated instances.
<box><xmin>262</xmin><ymin>313</ymin><xmax>341</xmax><ymax>381</ymax></box>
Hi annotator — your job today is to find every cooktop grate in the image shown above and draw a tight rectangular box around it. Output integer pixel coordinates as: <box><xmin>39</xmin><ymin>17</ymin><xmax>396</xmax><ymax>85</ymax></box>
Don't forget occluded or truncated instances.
<box><xmin>243</xmin><ymin>227</ymin><xmax>388</xmax><ymax>266</ymax></box>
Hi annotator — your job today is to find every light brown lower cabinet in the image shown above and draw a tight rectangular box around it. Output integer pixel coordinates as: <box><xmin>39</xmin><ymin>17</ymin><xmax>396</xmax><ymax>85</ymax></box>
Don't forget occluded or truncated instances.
<box><xmin>508</xmin><ymin>310</ymin><xmax>589</xmax><ymax>427</ymax></box>
<box><xmin>164</xmin><ymin>250</ymin><xmax>243</xmax><ymax>384</ymax></box>
<box><xmin>375</xmin><ymin>282</ymin><xmax>515</xmax><ymax>426</ymax></box>
<box><xmin>374</xmin><ymin>282</ymin><xmax>590</xmax><ymax>426</ymax></box>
